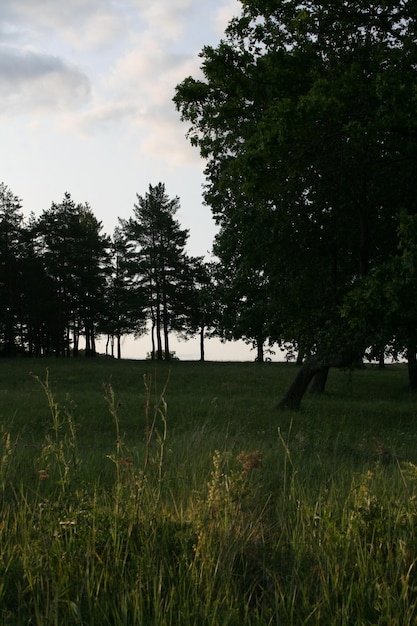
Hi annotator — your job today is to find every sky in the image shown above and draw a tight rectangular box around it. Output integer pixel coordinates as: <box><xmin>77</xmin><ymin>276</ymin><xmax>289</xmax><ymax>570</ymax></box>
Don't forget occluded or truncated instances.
<box><xmin>0</xmin><ymin>0</ymin><xmax>277</xmax><ymax>361</ymax></box>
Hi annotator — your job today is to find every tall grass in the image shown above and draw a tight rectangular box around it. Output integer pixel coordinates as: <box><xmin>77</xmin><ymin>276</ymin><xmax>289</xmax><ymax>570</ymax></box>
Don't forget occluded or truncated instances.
<box><xmin>0</xmin><ymin>360</ymin><xmax>417</xmax><ymax>623</ymax></box>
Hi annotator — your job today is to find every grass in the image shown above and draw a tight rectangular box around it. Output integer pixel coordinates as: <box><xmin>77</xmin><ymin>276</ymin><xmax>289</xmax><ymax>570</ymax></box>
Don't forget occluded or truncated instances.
<box><xmin>0</xmin><ymin>358</ymin><xmax>417</xmax><ymax>624</ymax></box>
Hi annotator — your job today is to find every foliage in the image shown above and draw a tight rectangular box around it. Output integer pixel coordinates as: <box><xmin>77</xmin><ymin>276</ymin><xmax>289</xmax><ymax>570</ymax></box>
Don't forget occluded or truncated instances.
<box><xmin>0</xmin><ymin>181</ymin><xmax>215</xmax><ymax>360</ymax></box>
<box><xmin>100</xmin><ymin>226</ymin><xmax>147</xmax><ymax>358</ymax></box>
<box><xmin>146</xmin><ymin>349</ymin><xmax>180</xmax><ymax>361</ymax></box>
<box><xmin>36</xmin><ymin>192</ymin><xmax>110</xmax><ymax>357</ymax></box>
<box><xmin>344</xmin><ymin>212</ymin><xmax>417</xmax><ymax>385</ymax></box>
<box><xmin>175</xmin><ymin>258</ymin><xmax>219</xmax><ymax>361</ymax></box>
<box><xmin>0</xmin><ymin>183</ymin><xmax>26</xmax><ymax>357</ymax></box>
<box><xmin>120</xmin><ymin>183</ymin><xmax>198</xmax><ymax>361</ymax></box>
<box><xmin>174</xmin><ymin>0</ymin><xmax>417</xmax><ymax>369</ymax></box>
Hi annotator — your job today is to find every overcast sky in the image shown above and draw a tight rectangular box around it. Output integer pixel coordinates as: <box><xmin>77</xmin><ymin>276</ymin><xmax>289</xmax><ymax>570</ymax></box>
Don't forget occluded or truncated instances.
<box><xmin>0</xmin><ymin>0</ymin><xmax>274</xmax><ymax>361</ymax></box>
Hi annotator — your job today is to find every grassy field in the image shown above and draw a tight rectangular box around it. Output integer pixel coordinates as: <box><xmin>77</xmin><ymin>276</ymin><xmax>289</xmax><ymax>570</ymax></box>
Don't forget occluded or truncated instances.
<box><xmin>1</xmin><ymin>358</ymin><xmax>417</xmax><ymax>624</ymax></box>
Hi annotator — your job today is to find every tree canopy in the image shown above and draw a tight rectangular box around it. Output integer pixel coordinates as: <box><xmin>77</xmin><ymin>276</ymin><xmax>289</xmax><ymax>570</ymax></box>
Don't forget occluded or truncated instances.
<box><xmin>120</xmin><ymin>183</ymin><xmax>196</xmax><ymax>361</ymax></box>
<box><xmin>0</xmin><ymin>183</ymin><xmax>212</xmax><ymax>360</ymax></box>
<box><xmin>175</xmin><ymin>0</ymin><xmax>417</xmax><ymax>407</ymax></box>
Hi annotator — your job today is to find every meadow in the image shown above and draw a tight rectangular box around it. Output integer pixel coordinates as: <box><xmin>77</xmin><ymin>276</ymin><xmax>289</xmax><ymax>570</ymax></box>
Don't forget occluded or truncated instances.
<box><xmin>1</xmin><ymin>358</ymin><xmax>417</xmax><ymax>624</ymax></box>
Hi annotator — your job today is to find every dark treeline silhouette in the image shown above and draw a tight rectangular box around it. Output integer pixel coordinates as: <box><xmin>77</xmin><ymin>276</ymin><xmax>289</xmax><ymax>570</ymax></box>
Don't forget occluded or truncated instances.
<box><xmin>0</xmin><ymin>182</ymin><xmax>217</xmax><ymax>361</ymax></box>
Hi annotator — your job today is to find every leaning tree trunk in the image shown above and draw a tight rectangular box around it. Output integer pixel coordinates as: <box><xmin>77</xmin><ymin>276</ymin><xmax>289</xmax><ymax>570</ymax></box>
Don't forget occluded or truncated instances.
<box><xmin>278</xmin><ymin>358</ymin><xmax>323</xmax><ymax>410</ymax></box>
<box><xmin>279</xmin><ymin>351</ymin><xmax>358</xmax><ymax>410</ymax></box>
<box><xmin>309</xmin><ymin>366</ymin><xmax>330</xmax><ymax>394</ymax></box>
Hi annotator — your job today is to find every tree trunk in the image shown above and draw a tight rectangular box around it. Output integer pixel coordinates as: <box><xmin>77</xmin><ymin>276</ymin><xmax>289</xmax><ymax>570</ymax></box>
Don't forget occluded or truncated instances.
<box><xmin>407</xmin><ymin>342</ymin><xmax>417</xmax><ymax>391</ymax></box>
<box><xmin>85</xmin><ymin>328</ymin><xmax>91</xmax><ymax>356</ymax></box>
<box><xmin>309</xmin><ymin>366</ymin><xmax>330</xmax><ymax>394</ymax></box>
<box><xmin>164</xmin><ymin>333</ymin><xmax>170</xmax><ymax>361</ymax></box>
<box><xmin>378</xmin><ymin>351</ymin><xmax>385</xmax><ymax>369</ymax></box>
<box><xmin>117</xmin><ymin>334</ymin><xmax>121</xmax><ymax>360</ymax></box>
<box><xmin>256</xmin><ymin>336</ymin><xmax>264</xmax><ymax>362</ymax></box>
<box><xmin>91</xmin><ymin>332</ymin><xmax>96</xmax><ymax>357</ymax></box>
<box><xmin>279</xmin><ymin>351</ymin><xmax>357</xmax><ymax>410</ymax></box>
<box><xmin>150</xmin><ymin>311</ymin><xmax>156</xmax><ymax>359</ymax></box>
<box><xmin>200</xmin><ymin>325</ymin><xmax>205</xmax><ymax>362</ymax></box>
<box><xmin>162</xmin><ymin>289</ymin><xmax>170</xmax><ymax>361</ymax></box>
<box><xmin>296</xmin><ymin>350</ymin><xmax>304</xmax><ymax>365</ymax></box>
<box><xmin>73</xmin><ymin>321</ymin><xmax>79</xmax><ymax>357</ymax></box>
<box><xmin>295</xmin><ymin>340</ymin><xmax>306</xmax><ymax>365</ymax></box>
<box><xmin>156</xmin><ymin>302</ymin><xmax>163</xmax><ymax>360</ymax></box>
<box><xmin>278</xmin><ymin>358</ymin><xmax>323</xmax><ymax>410</ymax></box>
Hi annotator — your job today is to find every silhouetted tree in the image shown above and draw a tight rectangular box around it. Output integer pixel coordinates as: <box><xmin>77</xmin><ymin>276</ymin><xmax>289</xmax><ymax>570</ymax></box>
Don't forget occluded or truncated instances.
<box><xmin>0</xmin><ymin>183</ymin><xmax>27</xmax><ymax>357</ymax></box>
<box><xmin>121</xmin><ymin>183</ymin><xmax>191</xmax><ymax>361</ymax></box>
<box><xmin>101</xmin><ymin>226</ymin><xmax>147</xmax><ymax>358</ymax></box>
<box><xmin>36</xmin><ymin>193</ymin><xmax>110</xmax><ymax>356</ymax></box>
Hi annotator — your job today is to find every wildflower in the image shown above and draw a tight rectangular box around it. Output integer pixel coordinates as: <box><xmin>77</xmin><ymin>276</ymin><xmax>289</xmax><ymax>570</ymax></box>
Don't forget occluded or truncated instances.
<box><xmin>120</xmin><ymin>457</ymin><xmax>133</xmax><ymax>466</ymax></box>
<box><xmin>236</xmin><ymin>450</ymin><xmax>263</xmax><ymax>470</ymax></box>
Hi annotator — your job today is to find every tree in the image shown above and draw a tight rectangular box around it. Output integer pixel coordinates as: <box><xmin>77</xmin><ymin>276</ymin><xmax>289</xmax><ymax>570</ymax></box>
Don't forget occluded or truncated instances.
<box><xmin>0</xmin><ymin>183</ymin><xmax>26</xmax><ymax>356</ymax></box>
<box><xmin>18</xmin><ymin>213</ymin><xmax>56</xmax><ymax>357</ymax></box>
<box><xmin>121</xmin><ymin>183</ymin><xmax>191</xmax><ymax>361</ymax></box>
<box><xmin>174</xmin><ymin>257</ymin><xmax>219</xmax><ymax>362</ymax></box>
<box><xmin>212</xmin><ymin>244</ymin><xmax>274</xmax><ymax>362</ymax></box>
<box><xmin>175</xmin><ymin>0</ymin><xmax>417</xmax><ymax>408</ymax></box>
<box><xmin>36</xmin><ymin>193</ymin><xmax>110</xmax><ymax>356</ymax></box>
<box><xmin>343</xmin><ymin>212</ymin><xmax>417</xmax><ymax>391</ymax></box>
<box><xmin>100</xmin><ymin>227</ymin><xmax>147</xmax><ymax>359</ymax></box>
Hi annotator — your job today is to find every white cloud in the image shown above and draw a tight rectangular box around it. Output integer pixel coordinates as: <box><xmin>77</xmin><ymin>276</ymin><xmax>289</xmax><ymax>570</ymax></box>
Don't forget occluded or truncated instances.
<box><xmin>2</xmin><ymin>0</ymin><xmax>128</xmax><ymax>51</ymax></box>
<box><xmin>0</xmin><ymin>0</ymin><xmax>234</xmax><ymax>160</ymax></box>
<box><xmin>138</xmin><ymin>0</ymin><xmax>193</xmax><ymax>42</ymax></box>
<box><xmin>140</xmin><ymin>115</ymin><xmax>201</xmax><ymax>167</ymax></box>
<box><xmin>212</xmin><ymin>0</ymin><xmax>241</xmax><ymax>35</ymax></box>
<box><xmin>0</xmin><ymin>46</ymin><xmax>90</xmax><ymax>113</ymax></box>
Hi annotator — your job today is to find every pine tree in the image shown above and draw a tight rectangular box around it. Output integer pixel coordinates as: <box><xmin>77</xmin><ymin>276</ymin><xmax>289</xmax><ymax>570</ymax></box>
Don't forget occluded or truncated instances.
<box><xmin>121</xmin><ymin>183</ymin><xmax>190</xmax><ymax>361</ymax></box>
<box><xmin>36</xmin><ymin>193</ymin><xmax>110</xmax><ymax>356</ymax></box>
<box><xmin>0</xmin><ymin>183</ymin><xmax>25</xmax><ymax>356</ymax></box>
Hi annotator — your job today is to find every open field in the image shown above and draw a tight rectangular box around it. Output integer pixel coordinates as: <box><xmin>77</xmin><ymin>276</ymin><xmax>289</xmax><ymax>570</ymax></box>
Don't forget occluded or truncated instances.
<box><xmin>1</xmin><ymin>359</ymin><xmax>417</xmax><ymax>624</ymax></box>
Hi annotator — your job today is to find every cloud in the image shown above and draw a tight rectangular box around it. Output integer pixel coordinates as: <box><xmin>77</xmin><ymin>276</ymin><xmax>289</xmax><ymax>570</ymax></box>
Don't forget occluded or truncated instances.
<box><xmin>2</xmin><ymin>0</ymin><xmax>127</xmax><ymax>51</ymax></box>
<box><xmin>0</xmin><ymin>0</ymin><xmax>237</xmax><ymax>163</ymax></box>
<box><xmin>0</xmin><ymin>46</ymin><xmax>90</xmax><ymax>113</ymax></box>
<box><xmin>138</xmin><ymin>0</ymin><xmax>194</xmax><ymax>43</ymax></box>
<box><xmin>212</xmin><ymin>0</ymin><xmax>241</xmax><ymax>35</ymax></box>
<box><xmin>140</xmin><ymin>112</ymin><xmax>202</xmax><ymax>167</ymax></box>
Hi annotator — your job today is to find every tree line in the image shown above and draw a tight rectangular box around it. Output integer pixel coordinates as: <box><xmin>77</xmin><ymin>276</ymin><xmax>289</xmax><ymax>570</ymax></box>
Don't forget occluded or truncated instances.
<box><xmin>0</xmin><ymin>179</ymin><xmax>284</xmax><ymax>362</ymax></box>
<box><xmin>0</xmin><ymin>182</ymin><xmax>218</xmax><ymax>361</ymax></box>
<box><xmin>174</xmin><ymin>0</ymin><xmax>417</xmax><ymax>407</ymax></box>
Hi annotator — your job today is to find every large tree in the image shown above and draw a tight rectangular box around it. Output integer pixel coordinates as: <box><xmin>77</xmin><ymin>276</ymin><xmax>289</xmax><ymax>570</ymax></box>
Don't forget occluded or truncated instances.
<box><xmin>175</xmin><ymin>0</ymin><xmax>417</xmax><ymax>408</ymax></box>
